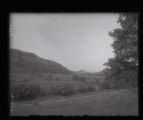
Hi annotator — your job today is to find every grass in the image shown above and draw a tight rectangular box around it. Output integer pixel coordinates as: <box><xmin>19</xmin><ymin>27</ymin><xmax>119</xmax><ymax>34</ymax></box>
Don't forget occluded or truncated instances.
<box><xmin>10</xmin><ymin>73</ymin><xmax>105</xmax><ymax>83</ymax></box>
<box><xmin>12</xmin><ymin>84</ymin><xmax>47</xmax><ymax>101</ymax></box>
<box><xmin>47</xmin><ymin>84</ymin><xmax>76</xmax><ymax>96</ymax></box>
<box><xmin>11</xmin><ymin>72</ymin><xmax>138</xmax><ymax>103</ymax></box>
<box><xmin>11</xmin><ymin>73</ymin><xmax>103</xmax><ymax>100</ymax></box>
<box><xmin>11</xmin><ymin>73</ymin><xmax>138</xmax><ymax>103</ymax></box>
<box><xmin>11</xmin><ymin>88</ymin><xmax>138</xmax><ymax>116</ymax></box>
<box><xmin>12</xmin><ymin>81</ymin><xmax>97</xmax><ymax>101</ymax></box>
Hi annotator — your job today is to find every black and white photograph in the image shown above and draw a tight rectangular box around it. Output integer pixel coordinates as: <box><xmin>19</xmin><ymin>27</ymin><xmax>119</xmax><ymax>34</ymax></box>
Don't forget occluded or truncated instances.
<box><xmin>9</xmin><ymin>13</ymin><xmax>138</xmax><ymax>116</ymax></box>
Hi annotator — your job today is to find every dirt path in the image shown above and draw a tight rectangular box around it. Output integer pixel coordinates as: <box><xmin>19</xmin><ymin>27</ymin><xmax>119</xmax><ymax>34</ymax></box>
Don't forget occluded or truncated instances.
<box><xmin>11</xmin><ymin>89</ymin><xmax>138</xmax><ymax>116</ymax></box>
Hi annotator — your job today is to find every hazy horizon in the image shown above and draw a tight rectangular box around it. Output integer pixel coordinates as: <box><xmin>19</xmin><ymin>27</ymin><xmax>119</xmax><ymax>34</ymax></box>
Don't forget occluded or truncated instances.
<box><xmin>10</xmin><ymin>13</ymin><xmax>121</xmax><ymax>72</ymax></box>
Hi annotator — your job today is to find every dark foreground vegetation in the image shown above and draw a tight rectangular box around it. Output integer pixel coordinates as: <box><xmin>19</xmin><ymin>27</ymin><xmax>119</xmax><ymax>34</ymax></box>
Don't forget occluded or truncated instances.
<box><xmin>12</xmin><ymin>85</ymin><xmax>47</xmax><ymax>101</ymax></box>
<box><xmin>11</xmin><ymin>78</ymin><xmax>137</xmax><ymax>101</ymax></box>
<box><xmin>12</xmin><ymin>81</ymin><xmax>96</xmax><ymax>101</ymax></box>
<box><xmin>11</xmin><ymin>88</ymin><xmax>138</xmax><ymax>116</ymax></box>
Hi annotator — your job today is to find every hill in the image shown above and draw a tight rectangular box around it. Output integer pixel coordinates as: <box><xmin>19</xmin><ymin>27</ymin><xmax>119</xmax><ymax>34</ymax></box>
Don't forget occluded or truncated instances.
<box><xmin>10</xmin><ymin>49</ymin><xmax>72</xmax><ymax>74</ymax></box>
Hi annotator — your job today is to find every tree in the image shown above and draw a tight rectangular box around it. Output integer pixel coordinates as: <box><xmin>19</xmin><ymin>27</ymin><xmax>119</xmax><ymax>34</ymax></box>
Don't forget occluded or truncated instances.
<box><xmin>104</xmin><ymin>13</ymin><xmax>138</xmax><ymax>88</ymax></box>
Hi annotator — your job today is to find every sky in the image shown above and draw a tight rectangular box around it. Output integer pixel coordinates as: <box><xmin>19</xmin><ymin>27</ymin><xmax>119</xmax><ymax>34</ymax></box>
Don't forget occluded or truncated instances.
<box><xmin>10</xmin><ymin>13</ymin><xmax>121</xmax><ymax>72</ymax></box>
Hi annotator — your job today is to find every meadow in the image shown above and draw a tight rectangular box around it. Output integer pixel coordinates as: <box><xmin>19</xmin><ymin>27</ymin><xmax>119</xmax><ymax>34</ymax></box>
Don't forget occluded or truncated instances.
<box><xmin>10</xmin><ymin>73</ymin><xmax>138</xmax><ymax>116</ymax></box>
<box><xmin>11</xmin><ymin>88</ymin><xmax>138</xmax><ymax>116</ymax></box>
<box><xmin>10</xmin><ymin>73</ymin><xmax>105</xmax><ymax>101</ymax></box>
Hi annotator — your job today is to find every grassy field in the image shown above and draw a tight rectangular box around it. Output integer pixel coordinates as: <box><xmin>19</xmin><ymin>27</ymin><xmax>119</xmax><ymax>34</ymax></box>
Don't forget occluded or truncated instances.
<box><xmin>10</xmin><ymin>73</ymin><xmax>104</xmax><ymax>96</ymax></box>
<box><xmin>11</xmin><ymin>88</ymin><xmax>138</xmax><ymax>116</ymax></box>
<box><xmin>10</xmin><ymin>73</ymin><xmax>138</xmax><ymax>116</ymax></box>
<box><xmin>10</xmin><ymin>73</ymin><xmax>105</xmax><ymax>82</ymax></box>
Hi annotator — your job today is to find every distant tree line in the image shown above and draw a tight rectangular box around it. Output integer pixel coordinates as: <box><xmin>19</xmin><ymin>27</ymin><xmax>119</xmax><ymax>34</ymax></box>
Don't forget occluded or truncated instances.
<box><xmin>72</xmin><ymin>75</ymin><xmax>86</xmax><ymax>82</ymax></box>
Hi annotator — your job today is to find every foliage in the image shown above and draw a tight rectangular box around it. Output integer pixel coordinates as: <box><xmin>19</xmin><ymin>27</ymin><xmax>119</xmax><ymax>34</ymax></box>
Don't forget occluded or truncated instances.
<box><xmin>77</xmin><ymin>84</ymin><xmax>95</xmax><ymax>93</ymax></box>
<box><xmin>12</xmin><ymin>84</ymin><xmax>47</xmax><ymax>101</ymax></box>
<box><xmin>47</xmin><ymin>83</ymin><xmax>96</xmax><ymax>96</ymax></box>
<box><xmin>104</xmin><ymin>13</ymin><xmax>138</xmax><ymax>88</ymax></box>
<box><xmin>72</xmin><ymin>75</ymin><xmax>86</xmax><ymax>82</ymax></box>
<box><xmin>47</xmin><ymin>74</ymin><xmax>53</xmax><ymax>80</ymax></box>
<box><xmin>100</xmin><ymin>81</ymin><xmax>112</xmax><ymax>89</ymax></box>
<box><xmin>56</xmin><ymin>77</ymin><xmax>60</xmax><ymax>81</ymax></box>
<box><xmin>48</xmin><ymin>84</ymin><xmax>76</xmax><ymax>96</ymax></box>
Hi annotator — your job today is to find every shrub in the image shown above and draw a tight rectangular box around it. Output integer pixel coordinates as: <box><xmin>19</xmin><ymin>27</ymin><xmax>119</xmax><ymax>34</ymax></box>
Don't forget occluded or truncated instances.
<box><xmin>72</xmin><ymin>75</ymin><xmax>86</xmax><ymax>82</ymax></box>
<box><xmin>100</xmin><ymin>82</ymin><xmax>111</xmax><ymax>89</ymax></box>
<box><xmin>77</xmin><ymin>85</ymin><xmax>95</xmax><ymax>93</ymax></box>
<box><xmin>23</xmin><ymin>79</ymin><xmax>29</xmax><ymax>82</ymax></box>
<box><xmin>72</xmin><ymin>75</ymin><xmax>79</xmax><ymax>81</ymax></box>
<box><xmin>100</xmin><ymin>80</ymin><xmax>127</xmax><ymax>90</ymax></box>
<box><xmin>47</xmin><ymin>74</ymin><xmax>53</xmax><ymax>81</ymax></box>
<box><xmin>12</xmin><ymin>84</ymin><xmax>47</xmax><ymax>101</ymax></box>
<box><xmin>56</xmin><ymin>77</ymin><xmax>60</xmax><ymax>81</ymax></box>
<box><xmin>48</xmin><ymin>84</ymin><xmax>76</xmax><ymax>96</ymax></box>
<box><xmin>79</xmin><ymin>76</ymin><xmax>86</xmax><ymax>82</ymax></box>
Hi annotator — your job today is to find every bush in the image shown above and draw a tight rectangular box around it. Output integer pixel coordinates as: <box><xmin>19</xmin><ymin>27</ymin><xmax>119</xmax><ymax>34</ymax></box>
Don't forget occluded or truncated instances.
<box><xmin>72</xmin><ymin>75</ymin><xmax>86</xmax><ymax>82</ymax></box>
<box><xmin>56</xmin><ymin>77</ymin><xmax>60</xmax><ymax>81</ymax></box>
<box><xmin>77</xmin><ymin>85</ymin><xmax>95</xmax><ymax>93</ymax></box>
<box><xmin>47</xmin><ymin>74</ymin><xmax>53</xmax><ymax>81</ymax></box>
<box><xmin>23</xmin><ymin>79</ymin><xmax>29</xmax><ymax>82</ymax></box>
<box><xmin>79</xmin><ymin>76</ymin><xmax>86</xmax><ymax>82</ymax></box>
<box><xmin>12</xmin><ymin>84</ymin><xmax>47</xmax><ymax>101</ymax></box>
<box><xmin>100</xmin><ymin>80</ymin><xmax>128</xmax><ymax>90</ymax></box>
<box><xmin>47</xmin><ymin>83</ymin><xmax>96</xmax><ymax>96</ymax></box>
<box><xmin>100</xmin><ymin>82</ymin><xmax>111</xmax><ymax>89</ymax></box>
<box><xmin>72</xmin><ymin>75</ymin><xmax>79</xmax><ymax>81</ymax></box>
<box><xmin>48</xmin><ymin>84</ymin><xmax>76</xmax><ymax>96</ymax></box>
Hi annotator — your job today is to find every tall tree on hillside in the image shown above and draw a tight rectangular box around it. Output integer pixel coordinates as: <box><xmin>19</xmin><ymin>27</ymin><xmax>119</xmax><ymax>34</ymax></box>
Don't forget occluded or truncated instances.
<box><xmin>104</xmin><ymin>13</ymin><xmax>138</xmax><ymax>88</ymax></box>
